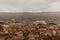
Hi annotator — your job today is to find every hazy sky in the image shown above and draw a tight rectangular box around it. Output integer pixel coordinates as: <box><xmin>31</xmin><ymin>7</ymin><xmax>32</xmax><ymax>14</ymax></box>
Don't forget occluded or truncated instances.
<box><xmin>0</xmin><ymin>0</ymin><xmax>60</xmax><ymax>12</ymax></box>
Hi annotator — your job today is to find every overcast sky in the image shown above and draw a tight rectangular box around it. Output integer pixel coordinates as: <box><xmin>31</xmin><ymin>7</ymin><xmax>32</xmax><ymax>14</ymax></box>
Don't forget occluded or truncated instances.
<box><xmin>0</xmin><ymin>0</ymin><xmax>60</xmax><ymax>12</ymax></box>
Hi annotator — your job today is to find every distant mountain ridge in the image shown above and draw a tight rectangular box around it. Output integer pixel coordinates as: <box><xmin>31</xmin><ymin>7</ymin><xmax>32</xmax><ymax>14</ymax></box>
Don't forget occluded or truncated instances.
<box><xmin>0</xmin><ymin>12</ymin><xmax>60</xmax><ymax>21</ymax></box>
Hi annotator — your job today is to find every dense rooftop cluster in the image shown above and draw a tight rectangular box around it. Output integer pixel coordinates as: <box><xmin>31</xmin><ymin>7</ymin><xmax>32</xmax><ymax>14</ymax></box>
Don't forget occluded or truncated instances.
<box><xmin>0</xmin><ymin>21</ymin><xmax>60</xmax><ymax>40</ymax></box>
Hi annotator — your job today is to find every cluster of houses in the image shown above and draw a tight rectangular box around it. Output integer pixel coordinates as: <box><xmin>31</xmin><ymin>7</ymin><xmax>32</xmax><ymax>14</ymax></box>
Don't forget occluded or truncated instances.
<box><xmin>0</xmin><ymin>19</ymin><xmax>59</xmax><ymax>40</ymax></box>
